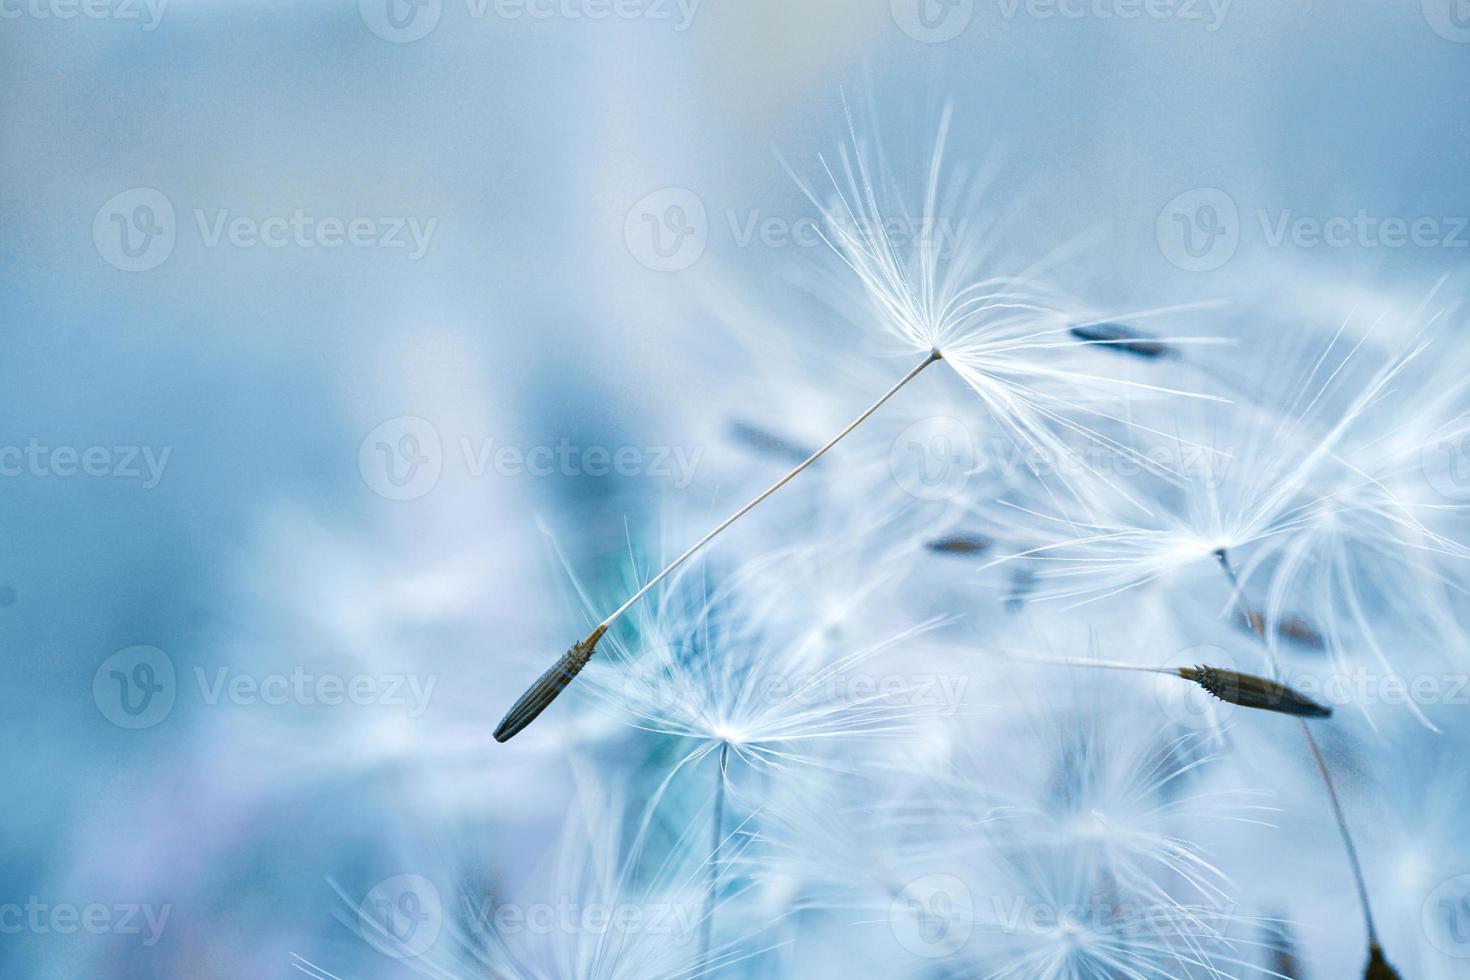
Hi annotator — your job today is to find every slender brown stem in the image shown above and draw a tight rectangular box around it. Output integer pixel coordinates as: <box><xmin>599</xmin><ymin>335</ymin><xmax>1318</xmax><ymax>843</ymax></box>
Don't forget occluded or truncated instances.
<box><xmin>1213</xmin><ymin>548</ymin><xmax>1379</xmax><ymax>947</ymax></box>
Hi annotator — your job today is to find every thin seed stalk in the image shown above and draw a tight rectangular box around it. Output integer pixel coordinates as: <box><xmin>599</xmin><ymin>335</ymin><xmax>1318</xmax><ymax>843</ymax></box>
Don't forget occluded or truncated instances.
<box><xmin>494</xmin><ymin>350</ymin><xmax>943</xmax><ymax>742</ymax></box>
<box><xmin>1213</xmin><ymin>548</ymin><xmax>1385</xmax><ymax>964</ymax></box>
<box><xmin>700</xmin><ymin>742</ymin><xmax>731</xmax><ymax>971</ymax></box>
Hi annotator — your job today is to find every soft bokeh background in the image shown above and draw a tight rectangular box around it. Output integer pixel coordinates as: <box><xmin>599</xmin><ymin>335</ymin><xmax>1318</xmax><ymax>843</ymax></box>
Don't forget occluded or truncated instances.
<box><xmin>2</xmin><ymin>1</ymin><xmax>1468</xmax><ymax>977</ymax></box>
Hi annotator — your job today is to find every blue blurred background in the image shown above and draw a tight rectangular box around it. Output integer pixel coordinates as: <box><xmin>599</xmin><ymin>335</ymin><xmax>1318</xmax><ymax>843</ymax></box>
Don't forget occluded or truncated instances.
<box><xmin>2</xmin><ymin>1</ymin><xmax>1468</xmax><ymax>976</ymax></box>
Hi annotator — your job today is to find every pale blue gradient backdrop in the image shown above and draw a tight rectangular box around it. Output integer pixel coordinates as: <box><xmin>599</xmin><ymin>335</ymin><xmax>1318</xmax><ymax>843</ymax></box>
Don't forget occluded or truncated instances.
<box><xmin>1</xmin><ymin>1</ymin><xmax>1467</xmax><ymax>977</ymax></box>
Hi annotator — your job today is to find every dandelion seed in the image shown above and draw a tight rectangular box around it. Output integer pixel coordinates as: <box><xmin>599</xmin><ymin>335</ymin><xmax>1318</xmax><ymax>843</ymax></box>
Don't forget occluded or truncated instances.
<box><xmin>494</xmin><ymin>351</ymin><xmax>943</xmax><ymax>742</ymax></box>
<box><xmin>1013</xmin><ymin>653</ymin><xmax>1332</xmax><ymax>720</ymax></box>
<box><xmin>1069</xmin><ymin>321</ymin><xmax>1178</xmax><ymax>360</ymax></box>
<box><xmin>925</xmin><ymin>532</ymin><xmax>991</xmax><ymax>556</ymax></box>
<box><xmin>1176</xmin><ymin>664</ymin><xmax>1331</xmax><ymax>719</ymax></box>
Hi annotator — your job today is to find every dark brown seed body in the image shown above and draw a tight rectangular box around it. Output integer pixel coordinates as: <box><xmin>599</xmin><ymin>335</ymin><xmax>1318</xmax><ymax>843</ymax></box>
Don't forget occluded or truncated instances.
<box><xmin>1069</xmin><ymin>322</ymin><xmax>1176</xmax><ymax>359</ymax></box>
<box><xmin>1364</xmin><ymin>943</ymin><xmax>1401</xmax><ymax>979</ymax></box>
<box><xmin>493</xmin><ymin>625</ymin><xmax>607</xmax><ymax>742</ymax></box>
<box><xmin>1177</xmin><ymin>665</ymin><xmax>1332</xmax><ymax>718</ymax></box>
<box><xmin>925</xmin><ymin>533</ymin><xmax>991</xmax><ymax>556</ymax></box>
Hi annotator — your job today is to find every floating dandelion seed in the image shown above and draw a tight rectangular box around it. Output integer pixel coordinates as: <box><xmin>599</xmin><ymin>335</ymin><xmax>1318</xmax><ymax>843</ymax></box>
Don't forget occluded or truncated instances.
<box><xmin>1012</xmin><ymin>654</ymin><xmax>1332</xmax><ymax>720</ymax></box>
<box><xmin>494</xmin><ymin>350</ymin><xmax>942</xmax><ymax>742</ymax></box>
<box><xmin>498</xmin><ymin>105</ymin><xmax>1208</xmax><ymax>741</ymax></box>
<box><xmin>1069</xmin><ymin>321</ymin><xmax>1178</xmax><ymax>360</ymax></box>
<box><xmin>925</xmin><ymin>532</ymin><xmax>991</xmax><ymax>556</ymax></box>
